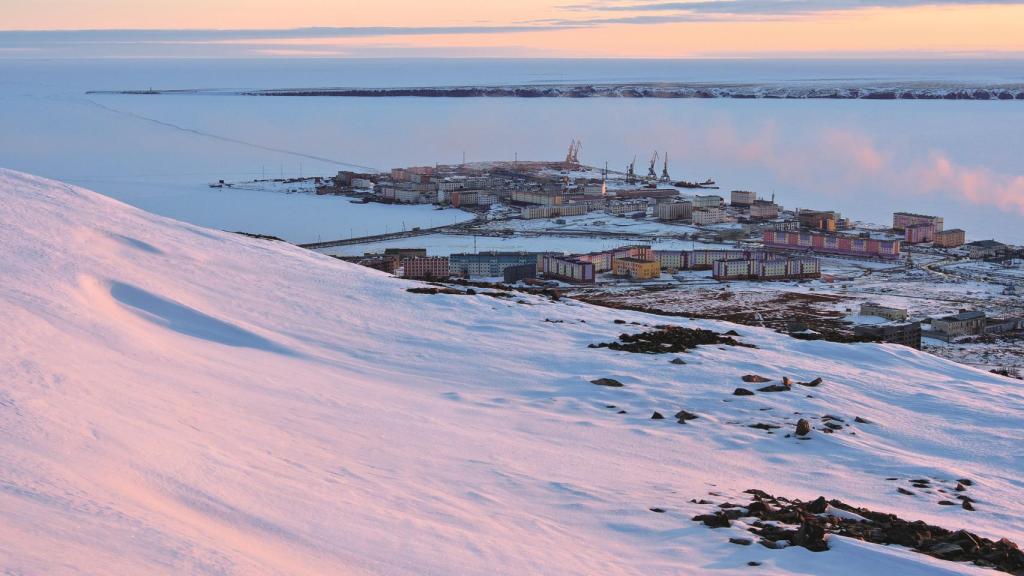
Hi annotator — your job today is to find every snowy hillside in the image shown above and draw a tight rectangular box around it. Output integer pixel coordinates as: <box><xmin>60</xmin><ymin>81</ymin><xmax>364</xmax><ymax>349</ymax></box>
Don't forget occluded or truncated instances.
<box><xmin>1</xmin><ymin>168</ymin><xmax>1022</xmax><ymax>575</ymax></box>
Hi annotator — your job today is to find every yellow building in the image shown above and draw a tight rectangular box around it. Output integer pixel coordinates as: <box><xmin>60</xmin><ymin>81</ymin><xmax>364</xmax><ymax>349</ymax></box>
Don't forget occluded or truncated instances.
<box><xmin>613</xmin><ymin>257</ymin><xmax>661</xmax><ymax>280</ymax></box>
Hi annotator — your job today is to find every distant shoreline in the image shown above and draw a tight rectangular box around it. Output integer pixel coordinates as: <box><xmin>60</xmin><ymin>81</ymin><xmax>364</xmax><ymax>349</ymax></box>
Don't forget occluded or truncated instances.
<box><xmin>88</xmin><ymin>82</ymin><xmax>1024</xmax><ymax>100</ymax></box>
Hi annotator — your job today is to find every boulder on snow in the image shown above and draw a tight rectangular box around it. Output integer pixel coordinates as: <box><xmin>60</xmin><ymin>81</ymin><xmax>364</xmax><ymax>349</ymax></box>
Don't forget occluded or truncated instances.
<box><xmin>651</xmin><ymin>411</ymin><xmax>665</xmax><ymax>420</ymax></box>
<box><xmin>758</xmin><ymin>384</ymin><xmax>790</xmax><ymax>393</ymax></box>
<box><xmin>675</xmin><ymin>409</ymin><xmax>699</xmax><ymax>422</ymax></box>
<box><xmin>591</xmin><ymin>378</ymin><xmax>623</xmax><ymax>388</ymax></box>
<box><xmin>742</xmin><ymin>374</ymin><xmax>772</xmax><ymax>383</ymax></box>
<box><xmin>733</xmin><ymin>387</ymin><xmax>755</xmax><ymax>396</ymax></box>
<box><xmin>795</xmin><ymin>419</ymin><xmax>812</xmax><ymax>436</ymax></box>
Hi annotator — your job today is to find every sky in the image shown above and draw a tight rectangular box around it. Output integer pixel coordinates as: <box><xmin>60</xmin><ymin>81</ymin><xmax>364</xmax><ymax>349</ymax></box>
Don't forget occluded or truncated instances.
<box><xmin>3</xmin><ymin>0</ymin><xmax>1024</xmax><ymax>58</ymax></box>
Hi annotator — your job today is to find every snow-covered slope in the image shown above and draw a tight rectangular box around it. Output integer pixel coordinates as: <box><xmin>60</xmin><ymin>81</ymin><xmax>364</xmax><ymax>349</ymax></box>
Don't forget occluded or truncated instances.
<box><xmin>1</xmin><ymin>169</ymin><xmax>1022</xmax><ymax>575</ymax></box>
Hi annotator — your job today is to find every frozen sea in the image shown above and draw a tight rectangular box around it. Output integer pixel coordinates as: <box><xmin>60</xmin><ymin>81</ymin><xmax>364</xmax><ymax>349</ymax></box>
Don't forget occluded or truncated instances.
<box><xmin>2</xmin><ymin>58</ymin><xmax>1023</xmax><ymax>244</ymax></box>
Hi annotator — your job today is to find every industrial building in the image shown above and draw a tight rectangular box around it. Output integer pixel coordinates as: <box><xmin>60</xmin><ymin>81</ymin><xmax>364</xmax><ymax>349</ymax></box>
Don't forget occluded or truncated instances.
<box><xmin>606</xmin><ymin>201</ymin><xmax>648</xmax><ymax>215</ymax></box>
<box><xmin>400</xmin><ymin>256</ymin><xmax>450</xmax><ymax>280</ymax></box>
<box><xmin>539</xmin><ymin>254</ymin><xmax>595</xmax><ymax>283</ymax></box>
<box><xmin>654</xmin><ymin>201</ymin><xmax>693</xmax><ymax>221</ymax></box>
<box><xmin>797</xmin><ymin>209</ymin><xmax>846</xmax><ymax>232</ymax></box>
<box><xmin>904</xmin><ymin>223</ymin><xmax>936</xmax><ymax>244</ymax></box>
<box><xmin>749</xmin><ymin>200</ymin><xmax>780</xmax><ymax>220</ymax></box>
<box><xmin>855</xmin><ymin>322</ymin><xmax>922</xmax><ymax>349</ymax></box>
<box><xmin>693</xmin><ymin>194</ymin><xmax>724</xmax><ymax>209</ymax></box>
<box><xmin>730</xmin><ymin>190</ymin><xmax>756</xmax><ymax>207</ymax></box>
<box><xmin>449</xmin><ymin>252</ymin><xmax>543</xmax><ymax>278</ymax></box>
<box><xmin>932</xmin><ymin>310</ymin><xmax>986</xmax><ymax>338</ymax></box>
<box><xmin>612</xmin><ymin>257</ymin><xmax>661</xmax><ymax>280</ymax></box>
<box><xmin>934</xmin><ymin>228</ymin><xmax>966</xmax><ymax>248</ymax></box>
<box><xmin>965</xmin><ymin>240</ymin><xmax>1008</xmax><ymax>259</ymax></box>
<box><xmin>860</xmin><ymin>303</ymin><xmax>909</xmax><ymax>321</ymax></box>
<box><xmin>893</xmin><ymin>212</ymin><xmax>944</xmax><ymax>232</ymax></box>
<box><xmin>711</xmin><ymin>257</ymin><xmax>821</xmax><ymax>281</ymax></box>
<box><xmin>763</xmin><ymin>230</ymin><xmax>901</xmax><ymax>260</ymax></box>
<box><xmin>576</xmin><ymin>245</ymin><xmax>652</xmax><ymax>272</ymax></box>
<box><xmin>520</xmin><ymin>203</ymin><xmax>591</xmax><ymax>219</ymax></box>
<box><xmin>692</xmin><ymin>207</ymin><xmax>727</xmax><ymax>225</ymax></box>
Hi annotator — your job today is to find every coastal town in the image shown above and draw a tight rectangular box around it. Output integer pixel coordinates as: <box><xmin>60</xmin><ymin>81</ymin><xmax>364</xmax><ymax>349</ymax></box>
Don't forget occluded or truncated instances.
<box><xmin>220</xmin><ymin>144</ymin><xmax>1024</xmax><ymax>376</ymax></box>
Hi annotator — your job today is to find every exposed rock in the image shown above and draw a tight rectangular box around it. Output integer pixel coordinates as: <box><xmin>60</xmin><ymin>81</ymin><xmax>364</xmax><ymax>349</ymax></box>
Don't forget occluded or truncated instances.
<box><xmin>747</xmin><ymin>561</ymin><xmax>762</xmax><ymax>566</ymax></box>
<box><xmin>613</xmin><ymin>319</ymin><xmax>626</xmax><ymax>324</ymax></box>
<box><xmin>617</xmin><ymin>410</ymin><xmax>627</xmax><ymax>414</ymax></box>
<box><xmin>795</xmin><ymin>419</ymin><xmax>812</xmax><ymax>436</ymax></box>
<box><xmin>670</xmin><ymin>358</ymin><xmax>687</xmax><ymax>365</ymax></box>
<box><xmin>898</xmin><ymin>487</ymin><xmax>915</xmax><ymax>496</ymax></box>
<box><xmin>692</xmin><ymin>490</ymin><xmax>1024</xmax><ymax>572</ymax></box>
<box><xmin>963</xmin><ymin>500</ymin><xmax>976</xmax><ymax>511</ymax></box>
<box><xmin>821</xmin><ymin>415</ymin><xmax>844</xmax><ymax>422</ymax></box>
<box><xmin>591</xmin><ymin>326</ymin><xmax>754</xmax><ymax>354</ymax></box>
<box><xmin>957</xmin><ymin>478</ymin><xmax>974</xmax><ymax>486</ymax></box>
<box><xmin>824</xmin><ymin>422</ymin><xmax>843</xmax><ymax>431</ymax></box>
<box><xmin>854</xmin><ymin>416</ymin><xmax>871</xmax><ymax>424</ymax></box>
<box><xmin>733</xmin><ymin>388</ymin><xmax>755</xmax><ymax>396</ymax></box>
<box><xmin>749</xmin><ymin>423</ymin><xmax>780</xmax><ymax>430</ymax></box>
<box><xmin>742</xmin><ymin>374</ymin><xmax>772</xmax><ymax>383</ymax></box>
<box><xmin>806</xmin><ymin>496</ymin><xmax>828</xmax><ymax>514</ymax></box>
<box><xmin>675</xmin><ymin>410</ymin><xmax>699</xmax><ymax>422</ymax></box>
<box><xmin>693</xmin><ymin>512</ymin><xmax>731</xmax><ymax>528</ymax></box>
<box><xmin>782</xmin><ymin>376</ymin><xmax>792</xmax><ymax>386</ymax></box>
<box><xmin>649</xmin><ymin>507</ymin><xmax>666</xmax><ymax>513</ymax></box>
<box><xmin>651</xmin><ymin>411</ymin><xmax>665</xmax><ymax>420</ymax></box>
<box><xmin>591</xmin><ymin>378</ymin><xmax>623</xmax><ymax>388</ymax></box>
<box><xmin>724</xmin><ymin>330</ymin><xmax>740</xmax><ymax>336</ymax></box>
<box><xmin>730</xmin><ymin>537</ymin><xmax>753</xmax><ymax>546</ymax></box>
<box><xmin>938</xmin><ymin>500</ymin><xmax>956</xmax><ymax>506</ymax></box>
<box><xmin>758</xmin><ymin>384</ymin><xmax>791</xmax><ymax>393</ymax></box>
<box><xmin>955</xmin><ymin>483</ymin><xmax>967</xmax><ymax>492</ymax></box>
<box><xmin>799</xmin><ymin>377</ymin><xmax>823</xmax><ymax>387</ymax></box>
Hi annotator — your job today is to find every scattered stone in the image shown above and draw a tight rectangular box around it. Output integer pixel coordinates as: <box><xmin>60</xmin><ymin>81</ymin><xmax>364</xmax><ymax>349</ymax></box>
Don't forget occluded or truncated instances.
<box><xmin>651</xmin><ymin>411</ymin><xmax>665</xmax><ymax>420</ymax></box>
<box><xmin>758</xmin><ymin>384</ymin><xmax>791</xmax><ymax>393</ymax></box>
<box><xmin>799</xmin><ymin>377</ymin><xmax>823</xmax><ymax>387</ymax></box>
<box><xmin>747</xmin><ymin>561</ymin><xmax>762</xmax><ymax>566</ymax></box>
<box><xmin>782</xmin><ymin>376</ymin><xmax>792</xmax><ymax>386</ymax></box>
<box><xmin>898</xmin><ymin>487</ymin><xmax>915</xmax><ymax>496</ymax></box>
<box><xmin>693</xmin><ymin>512</ymin><xmax>731</xmax><ymax>528</ymax></box>
<box><xmin>963</xmin><ymin>500</ymin><xmax>976</xmax><ymax>511</ymax></box>
<box><xmin>742</xmin><ymin>374</ymin><xmax>772</xmax><ymax>383</ymax></box>
<box><xmin>591</xmin><ymin>378</ymin><xmax>623</xmax><ymax>388</ymax></box>
<box><xmin>795</xmin><ymin>419</ymin><xmax>812</xmax><ymax>436</ymax></box>
<box><xmin>749</xmin><ymin>423</ymin><xmax>781</xmax><ymax>430</ymax></box>
<box><xmin>649</xmin><ymin>507</ymin><xmax>666</xmax><ymax>513</ymax></box>
<box><xmin>670</xmin><ymin>358</ymin><xmax>687</xmax><ymax>365</ymax></box>
<box><xmin>730</xmin><ymin>537</ymin><xmax>753</xmax><ymax>546</ymax></box>
<box><xmin>929</xmin><ymin>542</ymin><xmax>963</xmax><ymax>557</ymax></box>
<box><xmin>955</xmin><ymin>483</ymin><xmax>967</xmax><ymax>492</ymax></box>
<box><xmin>617</xmin><ymin>410</ymin><xmax>627</xmax><ymax>414</ymax></box>
<box><xmin>957</xmin><ymin>478</ymin><xmax>974</xmax><ymax>486</ymax></box>
<box><xmin>885</xmin><ymin>477</ymin><xmax>899</xmax><ymax>481</ymax></box>
<box><xmin>854</xmin><ymin>416</ymin><xmax>871</xmax><ymax>424</ymax></box>
<box><xmin>824</xmin><ymin>422</ymin><xmax>843</xmax><ymax>431</ymax></box>
<box><xmin>604</xmin><ymin>404</ymin><xmax>616</xmax><ymax>409</ymax></box>
<box><xmin>911</xmin><ymin>478</ymin><xmax>930</xmax><ymax>484</ymax></box>
<box><xmin>724</xmin><ymin>329</ymin><xmax>740</xmax><ymax>336</ymax></box>
<box><xmin>719</xmin><ymin>502</ymin><xmax>744</xmax><ymax>509</ymax></box>
<box><xmin>938</xmin><ymin>500</ymin><xmax>957</xmax><ymax>506</ymax></box>
<box><xmin>675</xmin><ymin>410</ymin><xmax>699</xmax><ymax>422</ymax></box>
<box><xmin>821</xmin><ymin>415</ymin><xmax>844</xmax><ymax>423</ymax></box>
<box><xmin>733</xmin><ymin>388</ymin><xmax>755</xmax><ymax>396</ymax></box>
<box><xmin>613</xmin><ymin>319</ymin><xmax>626</xmax><ymax>324</ymax></box>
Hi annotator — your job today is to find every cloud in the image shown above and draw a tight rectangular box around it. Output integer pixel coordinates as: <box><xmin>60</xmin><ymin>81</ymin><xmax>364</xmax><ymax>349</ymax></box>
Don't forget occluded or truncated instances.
<box><xmin>554</xmin><ymin>0</ymin><xmax>1024</xmax><ymax>24</ymax></box>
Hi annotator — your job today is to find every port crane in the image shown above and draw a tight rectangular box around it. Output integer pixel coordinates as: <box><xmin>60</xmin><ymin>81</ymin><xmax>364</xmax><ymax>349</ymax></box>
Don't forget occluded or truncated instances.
<box><xmin>647</xmin><ymin>151</ymin><xmax>659</xmax><ymax>180</ymax></box>
<box><xmin>626</xmin><ymin>156</ymin><xmax>637</xmax><ymax>184</ymax></box>
<box><xmin>565</xmin><ymin>139</ymin><xmax>582</xmax><ymax>168</ymax></box>
<box><xmin>660</xmin><ymin>152</ymin><xmax>671</xmax><ymax>182</ymax></box>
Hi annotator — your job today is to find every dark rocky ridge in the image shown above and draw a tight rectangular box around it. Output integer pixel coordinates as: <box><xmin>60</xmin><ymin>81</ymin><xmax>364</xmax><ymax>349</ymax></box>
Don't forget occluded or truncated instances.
<box><xmin>94</xmin><ymin>83</ymin><xmax>1024</xmax><ymax>100</ymax></box>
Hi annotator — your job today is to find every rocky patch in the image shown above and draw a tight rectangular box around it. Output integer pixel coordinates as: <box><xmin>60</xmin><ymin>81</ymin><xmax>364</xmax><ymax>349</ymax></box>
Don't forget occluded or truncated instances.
<box><xmin>692</xmin><ymin>490</ymin><xmax>1024</xmax><ymax>573</ymax></box>
<box><xmin>589</xmin><ymin>325</ymin><xmax>754</xmax><ymax>354</ymax></box>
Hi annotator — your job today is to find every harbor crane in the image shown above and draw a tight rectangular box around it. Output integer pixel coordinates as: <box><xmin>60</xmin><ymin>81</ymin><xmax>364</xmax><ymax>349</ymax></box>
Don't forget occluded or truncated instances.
<box><xmin>565</xmin><ymin>139</ymin><xmax>582</xmax><ymax>167</ymax></box>
<box><xmin>626</xmin><ymin>156</ymin><xmax>637</xmax><ymax>184</ymax></box>
<box><xmin>647</xmin><ymin>151</ymin><xmax>659</xmax><ymax>180</ymax></box>
<box><xmin>660</xmin><ymin>152</ymin><xmax>671</xmax><ymax>182</ymax></box>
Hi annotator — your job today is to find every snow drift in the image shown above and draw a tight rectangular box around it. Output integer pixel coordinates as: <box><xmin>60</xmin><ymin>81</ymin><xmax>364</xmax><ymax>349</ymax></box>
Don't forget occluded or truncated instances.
<box><xmin>1</xmin><ymin>168</ymin><xmax>1022</xmax><ymax>575</ymax></box>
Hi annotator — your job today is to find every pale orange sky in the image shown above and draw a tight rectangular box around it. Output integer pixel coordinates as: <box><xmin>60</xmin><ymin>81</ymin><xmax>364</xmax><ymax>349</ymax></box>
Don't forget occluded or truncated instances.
<box><xmin>3</xmin><ymin>1</ymin><xmax>1024</xmax><ymax>57</ymax></box>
